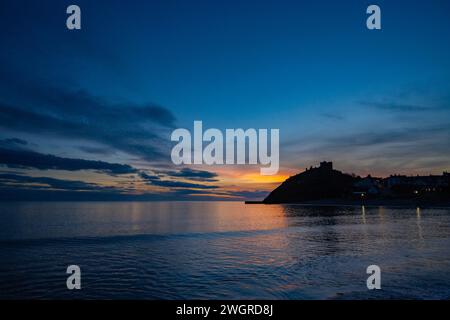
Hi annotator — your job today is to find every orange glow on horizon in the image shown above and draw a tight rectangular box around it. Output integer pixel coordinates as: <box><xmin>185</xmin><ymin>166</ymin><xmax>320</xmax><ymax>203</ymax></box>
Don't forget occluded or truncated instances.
<box><xmin>237</xmin><ymin>173</ymin><xmax>289</xmax><ymax>184</ymax></box>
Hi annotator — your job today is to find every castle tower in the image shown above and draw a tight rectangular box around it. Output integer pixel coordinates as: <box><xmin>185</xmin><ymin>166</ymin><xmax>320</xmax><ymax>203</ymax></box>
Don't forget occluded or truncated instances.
<box><xmin>319</xmin><ymin>161</ymin><xmax>333</xmax><ymax>171</ymax></box>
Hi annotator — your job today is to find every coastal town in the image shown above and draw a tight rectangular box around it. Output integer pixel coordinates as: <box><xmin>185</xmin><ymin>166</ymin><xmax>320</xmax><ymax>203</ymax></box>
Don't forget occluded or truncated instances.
<box><xmin>262</xmin><ymin>161</ymin><xmax>450</xmax><ymax>205</ymax></box>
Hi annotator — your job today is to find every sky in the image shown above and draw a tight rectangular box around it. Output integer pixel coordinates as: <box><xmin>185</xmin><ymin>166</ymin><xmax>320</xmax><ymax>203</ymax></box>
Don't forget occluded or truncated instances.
<box><xmin>0</xmin><ymin>0</ymin><xmax>449</xmax><ymax>201</ymax></box>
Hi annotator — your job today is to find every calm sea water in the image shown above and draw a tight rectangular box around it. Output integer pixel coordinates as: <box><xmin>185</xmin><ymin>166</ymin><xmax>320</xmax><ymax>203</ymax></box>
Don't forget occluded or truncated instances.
<box><xmin>0</xmin><ymin>201</ymin><xmax>449</xmax><ymax>299</ymax></box>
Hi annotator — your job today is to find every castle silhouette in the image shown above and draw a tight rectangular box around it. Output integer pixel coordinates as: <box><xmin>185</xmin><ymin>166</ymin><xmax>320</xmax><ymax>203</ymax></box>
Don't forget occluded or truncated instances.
<box><xmin>262</xmin><ymin>161</ymin><xmax>450</xmax><ymax>205</ymax></box>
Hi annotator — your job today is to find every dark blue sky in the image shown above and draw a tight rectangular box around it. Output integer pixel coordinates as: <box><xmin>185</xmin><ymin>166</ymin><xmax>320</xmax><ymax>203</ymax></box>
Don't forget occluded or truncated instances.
<box><xmin>0</xmin><ymin>0</ymin><xmax>449</xmax><ymax>200</ymax></box>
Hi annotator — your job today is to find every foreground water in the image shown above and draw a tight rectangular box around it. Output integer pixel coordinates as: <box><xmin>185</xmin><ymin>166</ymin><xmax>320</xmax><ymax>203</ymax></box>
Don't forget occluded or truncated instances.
<box><xmin>0</xmin><ymin>201</ymin><xmax>449</xmax><ymax>299</ymax></box>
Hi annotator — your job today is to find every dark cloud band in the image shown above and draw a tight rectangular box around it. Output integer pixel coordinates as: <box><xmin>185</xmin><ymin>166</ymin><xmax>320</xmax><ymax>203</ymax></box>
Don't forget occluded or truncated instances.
<box><xmin>0</xmin><ymin>147</ymin><xmax>137</xmax><ymax>174</ymax></box>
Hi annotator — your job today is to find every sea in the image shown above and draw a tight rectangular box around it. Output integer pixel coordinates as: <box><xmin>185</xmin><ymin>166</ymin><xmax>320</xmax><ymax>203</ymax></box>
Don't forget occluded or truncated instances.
<box><xmin>0</xmin><ymin>201</ymin><xmax>449</xmax><ymax>299</ymax></box>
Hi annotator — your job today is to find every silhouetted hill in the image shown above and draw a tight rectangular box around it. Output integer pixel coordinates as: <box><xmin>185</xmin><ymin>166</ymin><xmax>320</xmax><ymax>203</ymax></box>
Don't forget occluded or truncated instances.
<box><xmin>261</xmin><ymin>161</ymin><xmax>450</xmax><ymax>205</ymax></box>
<box><xmin>264</xmin><ymin>161</ymin><xmax>357</xmax><ymax>204</ymax></box>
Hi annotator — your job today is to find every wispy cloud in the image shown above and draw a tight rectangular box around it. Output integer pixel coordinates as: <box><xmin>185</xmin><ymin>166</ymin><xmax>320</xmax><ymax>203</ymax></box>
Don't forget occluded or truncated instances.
<box><xmin>156</xmin><ymin>168</ymin><xmax>219</xmax><ymax>182</ymax></box>
<box><xmin>0</xmin><ymin>147</ymin><xmax>137</xmax><ymax>175</ymax></box>
<box><xmin>0</xmin><ymin>138</ymin><xmax>28</xmax><ymax>148</ymax></box>
<box><xmin>320</xmin><ymin>113</ymin><xmax>345</xmax><ymax>121</ymax></box>
<box><xmin>0</xmin><ymin>70</ymin><xmax>177</xmax><ymax>161</ymax></box>
<box><xmin>139</xmin><ymin>172</ymin><xmax>219</xmax><ymax>189</ymax></box>
<box><xmin>360</xmin><ymin>101</ymin><xmax>445</xmax><ymax>113</ymax></box>
<box><xmin>0</xmin><ymin>173</ymin><xmax>118</xmax><ymax>192</ymax></box>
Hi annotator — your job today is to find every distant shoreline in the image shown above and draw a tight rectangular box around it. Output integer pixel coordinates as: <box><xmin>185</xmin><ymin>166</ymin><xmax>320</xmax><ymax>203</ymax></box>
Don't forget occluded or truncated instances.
<box><xmin>245</xmin><ymin>199</ymin><xmax>450</xmax><ymax>209</ymax></box>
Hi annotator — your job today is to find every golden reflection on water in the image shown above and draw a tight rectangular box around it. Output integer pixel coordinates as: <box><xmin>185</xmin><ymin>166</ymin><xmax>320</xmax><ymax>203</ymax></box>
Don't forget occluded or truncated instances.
<box><xmin>361</xmin><ymin>205</ymin><xmax>366</xmax><ymax>224</ymax></box>
<box><xmin>378</xmin><ymin>206</ymin><xmax>385</xmax><ymax>219</ymax></box>
<box><xmin>102</xmin><ymin>201</ymin><xmax>290</xmax><ymax>235</ymax></box>
<box><xmin>377</xmin><ymin>206</ymin><xmax>389</xmax><ymax>241</ymax></box>
<box><xmin>146</xmin><ymin>202</ymin><xmax>291</xmax><ymax>272</ymax></box>
<box><xmin>416</xmin><ymin>207</ymin><xmax>423</xmax><ymax>240</ymax></box>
